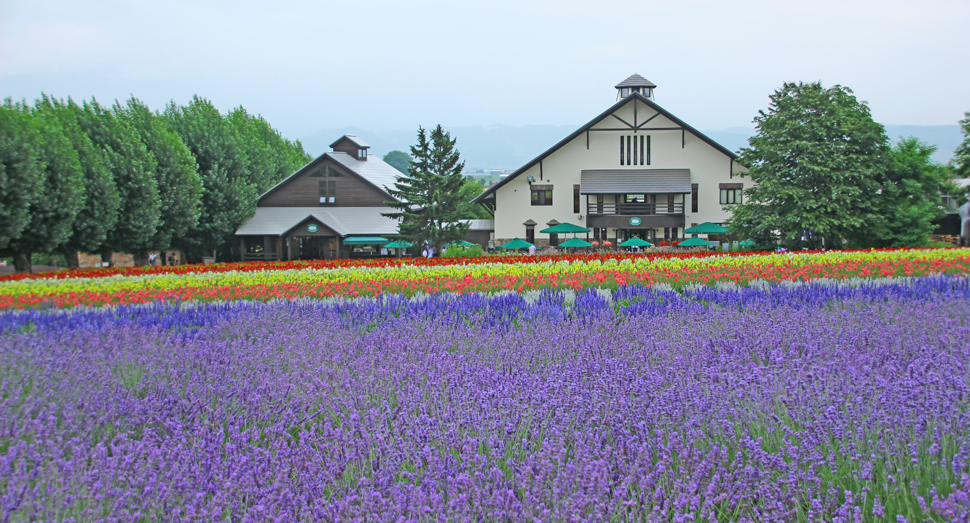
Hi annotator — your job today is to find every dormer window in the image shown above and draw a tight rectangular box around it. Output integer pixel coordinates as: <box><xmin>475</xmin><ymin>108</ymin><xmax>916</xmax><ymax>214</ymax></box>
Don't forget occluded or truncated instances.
<box><xmin>620</xmin><ymin>88</ymin><xmax>630</xmax><ymax>98</ymax></box>
<box><xmin>358</xmin><ymin>148</ymin><xmax>367</xmax><ymax>160</ymax></box>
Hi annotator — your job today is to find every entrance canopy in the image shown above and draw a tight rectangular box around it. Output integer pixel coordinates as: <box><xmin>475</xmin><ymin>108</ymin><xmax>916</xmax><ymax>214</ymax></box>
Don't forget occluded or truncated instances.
<box><xmin>580</xmin><ymin>169</ymin><xmax>691</xmax><ymax>194</ymax></box>
<box><xmin>343</xmin><ymin>236</ymin><xmax>390</xmax><ymax>245</ymax></box>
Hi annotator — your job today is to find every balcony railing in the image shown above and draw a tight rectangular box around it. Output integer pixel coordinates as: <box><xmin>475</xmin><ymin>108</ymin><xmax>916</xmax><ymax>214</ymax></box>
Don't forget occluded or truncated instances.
<box><xmin>587</xmin><ymin>202</ymin><xmax>685</xmax><ymax>215</ymax></box>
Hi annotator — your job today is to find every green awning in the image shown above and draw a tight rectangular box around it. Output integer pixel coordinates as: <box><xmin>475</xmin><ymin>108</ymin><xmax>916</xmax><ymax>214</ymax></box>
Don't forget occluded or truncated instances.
<box><xmin>559</xmin><ymin>238</ymin><xmax>593</xmax><ymax>248</ymax></box>
<box><xmin>499</xmin><ymin>238</ymin><xmax>534</xmax><ymax>250</ymax></box>
<box><xmin>343</xmin><ymin>236</ymin><xmax>390</xmax><ymax>245</ymax></box>
<box><xmin>540</xmin><ymin>222</ymin><xmax>591</xmax><ymax>234</ymax></box>
<box><xmin>619</xmin><ymin>237</ymin><xmax>653</xmax><ymax>247</ymax></box>
<box><xmin>684</xmin><ymin>222</ymin><xmax>727</xmax><ymax>234</ymax></box>
<box><xmin>384</xmin><ymin>240</ymin><xmax>414</xmax><ymax>249</ymax></box>
<box><xmin>678</xmin><ymin>236</ymin><xmax>711</xmax><ymax>247</ymax></box>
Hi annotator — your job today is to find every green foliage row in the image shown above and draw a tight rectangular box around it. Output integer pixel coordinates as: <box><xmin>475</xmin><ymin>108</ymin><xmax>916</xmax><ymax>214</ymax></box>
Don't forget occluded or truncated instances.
<box><xmin>729</xmin><ymin>82</ymin><xmax>969</xmax><ymax>250</ymax></box>
<box><xmin>0</xmin><ymin>95</ymin><xmax>311</xmax><ymax>271</ymax></box>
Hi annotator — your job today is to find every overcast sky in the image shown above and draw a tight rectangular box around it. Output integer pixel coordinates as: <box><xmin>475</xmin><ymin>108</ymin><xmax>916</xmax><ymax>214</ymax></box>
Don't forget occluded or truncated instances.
<box><xmin>2</xmin><ymin>0</ymin><xmax>967</xmax><ymax>141</ymax></box>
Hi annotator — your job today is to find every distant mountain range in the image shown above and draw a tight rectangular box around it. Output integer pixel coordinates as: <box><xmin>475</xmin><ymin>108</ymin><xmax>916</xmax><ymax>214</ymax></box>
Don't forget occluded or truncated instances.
<box><xmin>301</xmin><ymin>124</ymin><xmax>963</xmax><ymax>171</ymax></box>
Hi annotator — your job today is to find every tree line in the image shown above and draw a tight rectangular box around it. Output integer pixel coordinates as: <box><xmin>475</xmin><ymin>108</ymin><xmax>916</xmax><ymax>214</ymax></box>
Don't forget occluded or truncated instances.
<box><xmin>729</xmin><ymin>82</ymin><xmax>969</xmax><ymax>249</ymax></box>
<box><xmin>0</xmin><ymin>95</ymin><xmax>311</xmax><ymax>272</ymax></box>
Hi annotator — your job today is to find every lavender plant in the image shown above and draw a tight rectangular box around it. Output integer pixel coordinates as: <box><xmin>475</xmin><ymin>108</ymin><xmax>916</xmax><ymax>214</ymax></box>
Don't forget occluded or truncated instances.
<box><xmin>1</xmin><ymin>276</ymin><xmax>969</xmax><ymax>521</ymax></box>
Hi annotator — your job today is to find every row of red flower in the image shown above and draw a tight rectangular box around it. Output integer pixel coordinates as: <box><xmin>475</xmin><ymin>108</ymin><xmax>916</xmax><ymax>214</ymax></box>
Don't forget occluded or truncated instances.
<box><xmin>1</xmin><ymin>247</ymin><xmax>955</xmax><ymax>282</ymax></box>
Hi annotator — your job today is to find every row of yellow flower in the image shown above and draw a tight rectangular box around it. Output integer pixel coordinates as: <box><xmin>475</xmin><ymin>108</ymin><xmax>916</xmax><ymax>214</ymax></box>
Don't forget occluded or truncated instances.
<box><xmin>2</xmin><ymin>248</ymin><xmax>969</xmax><ymax>309</ymax></box>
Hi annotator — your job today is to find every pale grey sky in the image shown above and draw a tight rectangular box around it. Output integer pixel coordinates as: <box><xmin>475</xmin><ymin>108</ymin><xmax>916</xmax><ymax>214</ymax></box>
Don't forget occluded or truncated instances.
<box><xmin>2</xmin><ymin>0</ymin><xmax>967</xmax><ymax>141</ymax></box>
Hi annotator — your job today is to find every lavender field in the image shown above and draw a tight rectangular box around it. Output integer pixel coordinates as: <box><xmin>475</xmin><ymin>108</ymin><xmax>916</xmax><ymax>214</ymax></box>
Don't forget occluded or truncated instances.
<box><xmin>2</xmin><ymin>276</ymin><xmax>970</xmax><ymax>521</ymax></box>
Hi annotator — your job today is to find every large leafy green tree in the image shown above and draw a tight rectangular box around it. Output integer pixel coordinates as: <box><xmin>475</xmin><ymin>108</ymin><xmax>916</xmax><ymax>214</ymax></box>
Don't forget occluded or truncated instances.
<box><xmin>35</xmin><ymin>97</ymin><xmax>121</xmax><ymax>268</ymax></box>
<box><xmin>0</xmin><ymin>101</ymin><xmax>42</xmax><ymax>253</ymax></box>
<box><xmin>76</xmin><ymin>98</ymin><xmax>161</xmax><ymax>263</ymax></box>
<box><xmin>458</xmin><ymin>179</ymin><xmax>493</xmax><ymax>219</ymax></box>
<box><xmin>868</xmin><ymin>138</ymin><xmax>948</xmax><ymax>247</ymax></box>
<box><xmin>119</xmin><ymin>97</ymin><xmax>202</xmax><ymax>258</ymax></box>
<box><xmin>384</xmin><ymin>125</ymin><xmax>470</xmax><ymax>252</ymax></box>
<box><xmin>383</xmin><ymin>150</ymin><xmax>412</xmax><ymax>175</ymax></box>
<box><xmin>165</xmin><ymin>96</ymin><xmax>256</xmax><ymax>262</ymax></box>
<box><xmin>1</xmin><ymin>101</ymin><xmax>86</xmax><ymax>272</ymax></box>
<box><xmin>227</xmin><ymin>107</ymin><xmax>311</xmax><ymax>193</ymax></box>
<box><xmin>728</xmin><ymin>82</ymin><xmax>888</xmax><ymax>249</ymax></box>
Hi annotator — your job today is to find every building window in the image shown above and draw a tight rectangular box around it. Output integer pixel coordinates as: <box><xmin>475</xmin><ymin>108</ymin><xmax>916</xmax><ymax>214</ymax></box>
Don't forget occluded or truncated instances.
<box><xmin>720</xmin><ymin>188</ymin><xmax>741</xmax><ymax>205</ymax></box>
<box><xmin>573</xmin><ymin>185</ymin><xmax>580</xmax><ymax>213</ymax></box>
<box><xmin>691</xmin><ymin>183</ymin><xmax>698</xmax><ymax>213</ymax></box>
<box><xmin>319</xmin><ymin>180</ymin><xmax>336</xmax><ymax>204</ymax></box>
<box><xmin>621</xmin><ymin>135</ymin><xmax>648</xmax><ymax>166</ymax></box>
<box><xmin>531</xmin><ymin>185</ymin><xmax>553</xmax><ymax>206</ymax></box>
<box><xmin>358</xmin><ymin>148</ymin><xmax>367</xmax><ymax>159</ymax></box>
<box><xmin>719</xmin><ymin>183</ymin><xmax>742</xmax><ymax>205</ymax></box>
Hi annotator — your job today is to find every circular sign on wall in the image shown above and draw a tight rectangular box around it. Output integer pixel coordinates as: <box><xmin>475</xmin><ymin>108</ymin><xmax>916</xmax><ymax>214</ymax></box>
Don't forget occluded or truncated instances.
<box><xmin>307</xmin><ymin>224</ymin><xmax>319</xmax><ymax>233</ymax></box>
<box><xmin>628</xmin><ymin>217</ymin><xmax>642</xmax><ymax>226</ymax></box>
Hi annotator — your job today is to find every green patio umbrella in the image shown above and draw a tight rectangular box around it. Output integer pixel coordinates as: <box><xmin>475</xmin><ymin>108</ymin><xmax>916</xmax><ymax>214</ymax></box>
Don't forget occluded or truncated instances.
<box><xmin>445</xmin><ymin>240</ymin><xmax>475</xmax><ymax>248</ymax></box>
<box><xmin>684</xmin><ymin>222</ymin><xmax>727</xmax><ymax>235</ymax></box>
<box><xmin>678</xmin><ymin>236</ymin><xmax>711</xmax><ymax>247</ymax></box>
<box><xmin>619</xmin><ymin>237</ymin><xmax>653</xmax><ymax>247</ymax></box>
<box><xmin>384</xmin><ymin>240</ymin><xmax>414</xmax><ymax>249</ymax></box>
<box><xmin>738</xmin><ymin>239</ymin><xmax>756</xmax><ymax>246</ymax></box>
<box><xmin>559</xmin><ymin>237</ymin><xmax>593</xmax><ymax>248</ymax></box>
<box><xmin>499</xmin><ymin>238</ymin><xmax>534</xmax><ymax>250</ymax></box>
<box><xmin>539</xmin><ymin>222</ymin><xmax>591</xmax><ymax>234</ymax></box>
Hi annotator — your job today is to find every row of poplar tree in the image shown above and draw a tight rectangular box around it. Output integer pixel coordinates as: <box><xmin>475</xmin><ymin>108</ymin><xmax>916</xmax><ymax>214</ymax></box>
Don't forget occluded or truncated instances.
<box><xmin>0</xmin><ymin>95</ymin><xmax>311</xmax><ymax>271</ymax></box>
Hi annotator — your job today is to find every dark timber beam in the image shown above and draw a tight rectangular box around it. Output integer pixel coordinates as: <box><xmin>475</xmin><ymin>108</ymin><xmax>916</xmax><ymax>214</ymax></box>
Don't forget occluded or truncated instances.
<box><xmin>589</xmin><ymin>127</ymin><xmax>683</xmax><ymax>132</ymax></box>
<box><xmin>636</xmin><ymin>112</ymin><xmax>661</xmax><ymax>129</ymax></box>
<box><xmin>609</xmin><ymin>113</ymin><xmax>635</xmax><ymax>129</ymax></box>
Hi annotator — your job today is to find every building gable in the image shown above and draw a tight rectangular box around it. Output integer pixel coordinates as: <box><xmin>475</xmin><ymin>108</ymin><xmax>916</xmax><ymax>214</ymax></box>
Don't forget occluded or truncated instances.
<box><xmin>473</xmin><ymin>93</ymin><xmax>740</xmax><ymax>204</ymax></box>
<box><xmin>258</xmin><ymin>151</ymin><xmax>402</xmax><ymax>208</ymax></box>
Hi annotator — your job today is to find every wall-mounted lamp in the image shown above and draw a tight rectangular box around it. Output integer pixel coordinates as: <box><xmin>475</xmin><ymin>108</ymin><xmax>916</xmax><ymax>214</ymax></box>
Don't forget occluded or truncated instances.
<box><xmin>526</xmin><ymin>175</ymin><xmax>535</xmax><ymax>184</ymax></box>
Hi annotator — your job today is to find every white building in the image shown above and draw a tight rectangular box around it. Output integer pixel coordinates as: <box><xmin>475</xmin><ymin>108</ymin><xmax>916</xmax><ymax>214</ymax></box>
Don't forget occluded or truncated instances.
<box><xmin>474</xmin><ymin>75</ymin><xmax>748</xmax><ymax>246</ymax></box>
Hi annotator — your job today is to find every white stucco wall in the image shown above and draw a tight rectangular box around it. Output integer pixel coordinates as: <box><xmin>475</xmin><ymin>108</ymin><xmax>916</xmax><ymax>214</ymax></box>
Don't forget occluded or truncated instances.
<box><xmin>493</xmin><ymin>97</ymin><xmax>748</xmax><ymax>242</ymax></box>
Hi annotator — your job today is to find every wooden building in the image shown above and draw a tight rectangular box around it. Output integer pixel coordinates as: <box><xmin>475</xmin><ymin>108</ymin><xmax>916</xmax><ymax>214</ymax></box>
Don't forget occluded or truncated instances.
<box><xmin>235</xmin><ymin>135</ymin><xmax>404</xmax><ymax>260</ymax></box>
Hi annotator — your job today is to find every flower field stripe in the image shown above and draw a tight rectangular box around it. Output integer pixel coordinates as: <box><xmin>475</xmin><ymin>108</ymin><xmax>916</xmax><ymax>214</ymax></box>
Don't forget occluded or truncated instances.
<box><xmin>2</xmin><ymin>276</ymin><xmax>969</xmax><ymax>520</ymax></box>
<box><xmin>2</xmin><ymin>248</ymin><xmax>970</xmax><ymax>309</ymax></box>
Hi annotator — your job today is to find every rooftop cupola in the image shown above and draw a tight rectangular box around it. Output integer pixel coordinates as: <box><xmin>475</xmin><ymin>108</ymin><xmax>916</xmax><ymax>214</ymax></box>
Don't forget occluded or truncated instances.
<box><xmin>615</xmin><ymin>74</ymin><xmax>656</xmax><ymax>101</ymax></box>
<box><xmin>330</xmin><ymin>134</ymin><xmax>370</xmax><ymax>161</ymax></box>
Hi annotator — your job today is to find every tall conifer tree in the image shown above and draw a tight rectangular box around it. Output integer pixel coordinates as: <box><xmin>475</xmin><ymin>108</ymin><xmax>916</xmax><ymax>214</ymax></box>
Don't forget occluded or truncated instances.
<box><xmin>384</xmin><ymin>125</ymin><xmax>470</xmax><ymax>253</ymax></box>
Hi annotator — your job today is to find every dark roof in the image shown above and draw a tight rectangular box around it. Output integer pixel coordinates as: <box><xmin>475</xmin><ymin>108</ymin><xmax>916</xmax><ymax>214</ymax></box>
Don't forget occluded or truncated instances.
<box><xmin>472</xmin><ymin>92</ymin><xmax>740</xmax><ymax>204</ymax></box>
<box><xmin>615</xmin><ymin>74</ymin><xmax>657</xmax><ymax>89</ymax></box>
<box><xmin>329</xmin><ymin>134</ymin><xmax>370</xmax><ymax>149</ymax></box>
<box><xmin>580</xmin><ymin>169</ymin><xmax>691</xmax><ymax>194</ymax></box>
